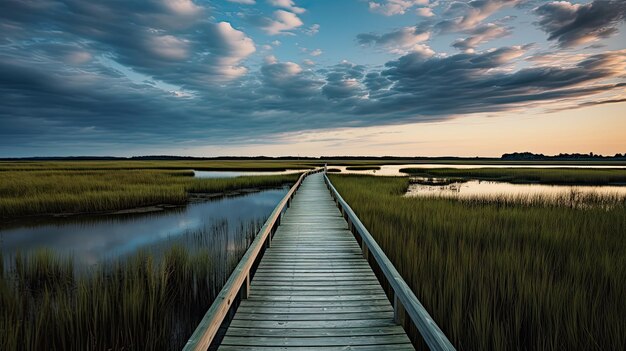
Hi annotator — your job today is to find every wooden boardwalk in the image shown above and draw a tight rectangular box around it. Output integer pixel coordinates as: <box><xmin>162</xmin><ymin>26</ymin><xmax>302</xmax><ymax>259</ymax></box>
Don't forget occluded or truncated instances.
<box><xmin>218</xmin><ymin>172</ymin><xmax>415</xmax><ymax>350</ymax></box>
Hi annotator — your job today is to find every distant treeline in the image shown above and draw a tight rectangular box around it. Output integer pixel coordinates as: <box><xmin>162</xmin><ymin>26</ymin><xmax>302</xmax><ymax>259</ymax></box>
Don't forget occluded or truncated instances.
<box><xmin>502</xmin><ymin>152</ymin><xmax>626</xmax><ymax>161</ymax></box>
<box><xmin>2</xmin><ymin>153</ymin><xmax>625</xmax><ymax>161</ymax></box>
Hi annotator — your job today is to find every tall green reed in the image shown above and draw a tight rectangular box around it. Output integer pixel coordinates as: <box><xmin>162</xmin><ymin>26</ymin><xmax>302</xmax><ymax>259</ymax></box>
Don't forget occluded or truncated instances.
<box><xmin>0</xmin><ymin>220</ymin><xmax>262</xmax><ymax>350</ymax></box>
<box><xmin>330</xmin><ymin>174</ymin><xmax>626</xmax><ymax>351</ymax></box>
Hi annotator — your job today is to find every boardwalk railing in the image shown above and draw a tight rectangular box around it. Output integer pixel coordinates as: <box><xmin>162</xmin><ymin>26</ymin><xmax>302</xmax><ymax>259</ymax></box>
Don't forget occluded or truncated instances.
<box><xmin>184</xmin><ymin>168</ymin><xmax>321</xmax><ymax>351</ymax></box>
<box><xmin>324</xmin><ymin>172</ymin><xmax>456</xmax><ymax>351</ymax></box>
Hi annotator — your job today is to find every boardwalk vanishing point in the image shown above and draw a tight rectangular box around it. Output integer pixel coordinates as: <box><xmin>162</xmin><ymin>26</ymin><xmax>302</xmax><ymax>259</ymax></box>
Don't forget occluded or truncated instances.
<box><xmin>185</xmin><ymin>170</ymin><xmax>455</xmax><ymax>351</ymax></box>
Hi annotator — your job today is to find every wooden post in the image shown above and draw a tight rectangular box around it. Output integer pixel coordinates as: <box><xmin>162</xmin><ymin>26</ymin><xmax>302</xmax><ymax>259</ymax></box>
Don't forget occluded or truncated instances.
<box><xmin>394</xmin><ymin>293</ymin><xmax>405</xmax><ymax>325</ymax></box>
<box><xmin>241</xmin><ymin>274</ymin><xmax>250</xmax><ymax>300</ymax></box>
<box><xmin>361</xmin><ymin>241</ymin><xmax>369</xmax><ymax>260</ymax></box>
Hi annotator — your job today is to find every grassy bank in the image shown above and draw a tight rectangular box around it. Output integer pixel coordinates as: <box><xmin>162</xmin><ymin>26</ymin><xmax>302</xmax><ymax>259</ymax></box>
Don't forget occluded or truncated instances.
<box><xmin>400</xmin><ymin>167</ymin><xmax>626</xmax><ymax>185</ymax></box>
<box><xmin>329</xmin><ymin>175</ymin><xmax>626</xmax><ymax>350</ymax></box>
<box><xmin>0</xmin><ymin>170</ymin><xmax>299</xmax><ymax>219</ymax></box>
<box><xmin>0</xmin><ymin>221</ymin><xmax>259</xmax><ymax>350</ymax></box>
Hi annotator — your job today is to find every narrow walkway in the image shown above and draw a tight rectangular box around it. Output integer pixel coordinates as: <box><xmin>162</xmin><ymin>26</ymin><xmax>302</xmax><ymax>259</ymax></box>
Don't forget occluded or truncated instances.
<box><xmin>218</xmin><ymin>173</ymin><xmax>414</xmax><ymax>350</ymax></box>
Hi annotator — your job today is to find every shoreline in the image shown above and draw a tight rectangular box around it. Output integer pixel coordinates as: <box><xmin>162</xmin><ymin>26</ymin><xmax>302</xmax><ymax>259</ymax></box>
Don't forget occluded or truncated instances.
<box><xmin>0</xmin><ymin>184</ymin><xmax>290</xmax><ymax>228</ymax></box>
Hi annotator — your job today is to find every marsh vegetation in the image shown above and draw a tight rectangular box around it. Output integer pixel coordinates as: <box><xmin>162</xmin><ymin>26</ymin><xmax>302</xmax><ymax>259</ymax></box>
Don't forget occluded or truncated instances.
<box><xmin>0</xmin><ymin>161</ymin><xmax>301</xmax><ymax>349</ymax></box>
<box><xmin>0</xmin><ymin>169</ymin><xmax>299</xmax><ymax>219</ymax></box>
<box><xmin>330</xmin><ymin>174</ymin><xmax>626</xmax><ymax>350</ymax></box>
<box><xmin>400</xmin><ymin>167</ymin><xmax>626</xmax><ymax>185</ymax></box>
<box><xmin>0</xmin><ymin>221</ymin><xmax>260</xmax><ymax>350</ymax></box>
<box><xmin>2</xmin><ymin>161</ymin><xmax>625</xmax><ymax>350</ymax></box>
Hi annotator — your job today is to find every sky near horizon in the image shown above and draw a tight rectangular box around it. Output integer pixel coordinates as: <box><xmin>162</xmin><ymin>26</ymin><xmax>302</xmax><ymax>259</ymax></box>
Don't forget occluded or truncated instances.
<box><xmin>0</xmin><ymin>0</ymin><xmax>625</xmax><ymax>157</ymax></box>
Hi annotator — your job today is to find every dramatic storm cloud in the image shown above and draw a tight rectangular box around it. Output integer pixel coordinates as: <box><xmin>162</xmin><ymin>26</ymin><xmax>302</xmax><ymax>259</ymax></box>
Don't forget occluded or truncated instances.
<box><xmin>0</xmin><ymin>0</ymin><xmax>625</xmax><ymax>155</ymax></box>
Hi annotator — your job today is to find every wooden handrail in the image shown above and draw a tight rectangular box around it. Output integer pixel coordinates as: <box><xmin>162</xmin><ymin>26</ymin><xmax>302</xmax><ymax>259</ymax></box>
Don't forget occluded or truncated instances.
<box><xmin>184</xmin><ymin>168</ymin><xmax>321</xmax><ymax>351</ymax></box>
<box><xmin>324</xmin><ymin>172</ymin><xmax>456</xmax><ymax>351</ymax></box>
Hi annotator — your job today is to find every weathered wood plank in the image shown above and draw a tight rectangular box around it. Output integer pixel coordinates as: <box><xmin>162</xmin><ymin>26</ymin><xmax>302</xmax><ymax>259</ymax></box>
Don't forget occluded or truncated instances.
<box><xmin>236</xmin><ymin>294</ymin><xmax>389</xmax><ymax>302</ymax></box>
<box><xmin>221</xmin><ymin>334</ymin><xmax>412</xmax><ymax>347</ymax></box>
<box><xmin>232</xmin><ymin>311</ymin><xmax>395</xmax><ymax>321</ymax></box>
<box><xmin>218</xmin><ymin>345</ymin><xmax>415</xmax><ymax>351</ymax></box>
<box><xmin>224</xmin><ymin>326</ymin><xmax>405</xmax><ymax>337</ymax></box>
<box><xmin>251</xmin><ymin>280</ymin><xmax>379</xmax><ymax>286</ymax></box>
<box><xmin>228</xmin><ymin>318</ymin><xmax>399</xmax><ymax>329</ymax></box>
<box><xmin>253</xmin><ymin>272</ymin><xmax>376</xmax><ymax>277</ymax></box>
<box><xmin>239</xmin><ymin>300</ymin><xmax>392</xmax><ymax>307</ymax></box>
<box><xmin>235</xmin><ymin>305</ymin><xmax>393</xmax><ymax>314</ymax></box>
<box><xmin>250</xmin><ymin>283</ymin><xmax>381</xmax><ymax>288</ymax></box>
<box><xmin>249</xmin><ymin>291</ymin><xmax>387</xmax><ymax>297</ymax></box>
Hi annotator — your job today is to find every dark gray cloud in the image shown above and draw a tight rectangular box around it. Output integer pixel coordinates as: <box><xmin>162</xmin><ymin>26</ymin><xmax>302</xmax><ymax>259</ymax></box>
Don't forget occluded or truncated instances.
<box><xmin>0</xmin><ymin>0</ymin><xmax>256</xmax><ymax>88</ymax></box>
<box><xmin>2</xmin><ymin>41</ymin><xmax>625</xmax><ymax>154</ymax></box>
<box><xmin>260</xmin><ymin>60</ymin><xmax>324</xmax><ymax>99</ymax></box>
<box><xmin>365</xmin><ymin>46</ymin><xmax>625</xmax><ymax>117</ymax></box>
<box><xmin>534</xmin><ymin>0</ymin><xmax>626</xmax><ymax>48</ymax></box>
<box><xmin>321</xmin><ymin>62</ymin><xmax>367</xmax><ymax>100</ymax></box>
<box><xmin>363</xmin><ymin>72</ymin><xmax>393</xmax><ymax>92</ymax></box>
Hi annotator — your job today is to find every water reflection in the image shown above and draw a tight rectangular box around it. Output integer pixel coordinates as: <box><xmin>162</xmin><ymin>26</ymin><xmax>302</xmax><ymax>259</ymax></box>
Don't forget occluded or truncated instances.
<box><xmin>194</xmin><ymin>169</ymin><xmax>304</xmax><ymax>178</ymax></box>
<box><xmin>333</xmin><ymin>164</ymin><xmax>626</xmax><ymax>176</ymax></box>
<box><xmin>406</xmin><ymin>179</ymin><xmax>626</xmax><ymax>207</ymax></box>
<box><xmin>0</xmin><ymin>187</ymin><xmax>289</xmax><ymax>265</ymax></box>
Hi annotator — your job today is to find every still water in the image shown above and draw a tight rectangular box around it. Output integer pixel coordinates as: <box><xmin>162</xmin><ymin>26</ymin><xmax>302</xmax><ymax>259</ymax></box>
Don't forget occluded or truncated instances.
<box><xmin>0</xmin><ymin>187</ymin><xmax>289</xmax><ymax>265</ymax></box>
<box><xmin>194</xmin><ymin>169</ymin><xmax>304</xmax><ymax>178</ymax></box>
<box><xmin>406</xmin><ymin>179</ymin><xmax>626</xmax><ymax>199</ymax></box>
<box><xmin>331</xmin><ymin>164</ymin><xmax>626</xmax><ymax>205</ymax></box>
<box><xmin>332</xmin><ymin>164</ymin><xmax>626</xmax><ymax>176</ymax></box>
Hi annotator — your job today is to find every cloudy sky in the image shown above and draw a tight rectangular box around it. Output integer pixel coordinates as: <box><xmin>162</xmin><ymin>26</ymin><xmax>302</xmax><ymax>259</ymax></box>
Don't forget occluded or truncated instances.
<box><xmin>1</xmin><ymin>0</ymin><xmax>625</xmax><ymax>157</ymax></box>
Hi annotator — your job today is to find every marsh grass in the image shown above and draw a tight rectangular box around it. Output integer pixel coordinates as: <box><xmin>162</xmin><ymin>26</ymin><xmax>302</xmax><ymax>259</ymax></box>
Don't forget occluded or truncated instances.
<box><xmin>424</xmin><ymin>189</ymin><xmax>626</xmax><ymax>210</ymax></box>
<box><xmin>407</xmin><ymin>180</ymin><xmax>626</xmax><ymax>209</ymax></box>
<box><xmin>0</xmin><ymin>169</ymin><xmax>299</xmax><ymax>219</ymax></box>
<box><xmin>400</xmin><ymin>167</ymin><xmax>626</xmax><ymax>185</ymax></box>
<box><xmin>0</xmin><ymin>220</ymin><xmax>260</xmax><ymax>350</ymax></box>
<box><xmin>330</xmin><ymin>174</ymin><xmax>626</xmax><ymax>351</ymax></box>
<box><xmin>409</xmin><ymin>177</ymin><xmax>467</xmax><ymax>186</ymax></box>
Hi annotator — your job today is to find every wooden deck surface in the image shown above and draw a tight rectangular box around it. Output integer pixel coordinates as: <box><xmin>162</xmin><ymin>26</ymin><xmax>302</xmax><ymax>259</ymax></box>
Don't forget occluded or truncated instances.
<box><xmin>218</xmin><ymin>173</ymin><xmax>414</xmax><ymax>350</ymax></box>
